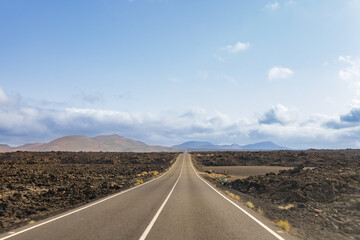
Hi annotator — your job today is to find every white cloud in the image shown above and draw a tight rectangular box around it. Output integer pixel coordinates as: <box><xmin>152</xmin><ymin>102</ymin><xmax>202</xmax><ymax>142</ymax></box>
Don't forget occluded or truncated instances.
<box><xmin>339</xmin><ymin>55</ymin><xmax>360</xmax><ymax>101</ymax></box>
<box><xmin>259</xmin><ymin>104</ymin><xmax>299</xmax><ymax>125</ymax></box>
<box><xmin>0</xmin><ymin>86</ymin><xmax>8</xmax><ymax>103</ymax></box>
<box><xmin>349</xmin><ymin>99</ymin><xmax>360</xmax><ymax>108</ymax></box>
<box><xmin>339</xmin><ymin>56</ymin><xmax>360</xmax><ymax>81</ymax></box>
<box><xmin>265</xmin><ymin>1</ymin><xmax>297</xmax><ymax>11</ymax></box>
<box><xmin>268</xmin><ymin>66</ymin><xmax>293</xmax><ymax>81</ymax></box>
<box><xmin>266</xmin><ymin>2</ymin><xmax>280</xmax><ymax>10</ymax></box>
<box><xmin>1</xmin><ymin>86</ymin><xmax>360</xmax><ymax>148</ymax></box>
<box><xmin>223</xmin><ymin>41</ymin><xmax>250</xmax><ymax>53</ymax></box>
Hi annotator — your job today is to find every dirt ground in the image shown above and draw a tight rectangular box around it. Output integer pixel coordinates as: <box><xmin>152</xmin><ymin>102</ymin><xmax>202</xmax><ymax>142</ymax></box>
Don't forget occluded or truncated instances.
<box><xmin>0</xmin><ymin>152</ymin><xmax>178</xmax><ymax>233</ymax></box>
<box><xmin>193</xmin><ymin>150</ymin><xmax>360</xmax><ymax>240</ymax></box>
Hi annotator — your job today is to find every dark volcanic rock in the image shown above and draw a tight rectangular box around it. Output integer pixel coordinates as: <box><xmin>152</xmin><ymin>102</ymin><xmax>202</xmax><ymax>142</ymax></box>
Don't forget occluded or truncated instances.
<box><xmin>229</xmin><ymin>166</ymin><xmax>360</xmax><ymax>204</ymax></box>
<box><xmin>193</xmin><ymin>150</ymin><xmax>360</xmax><ymax>167</ymax></box>
<box><xmin>193</xmin><ymin>150</ymin><xmax>360</xmax><ymax>239</ymax></box>
<box><xmin>0</xmin><ymin>152</ymin><xmax>178</xmax><ymax>232</ymax></box>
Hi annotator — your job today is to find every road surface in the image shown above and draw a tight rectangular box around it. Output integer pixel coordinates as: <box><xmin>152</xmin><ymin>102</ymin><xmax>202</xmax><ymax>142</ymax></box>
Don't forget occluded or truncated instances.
<box><xmin>0</xmin><ymin>153</ymin><xmax>297</xmax><ymax>240</ymax></box>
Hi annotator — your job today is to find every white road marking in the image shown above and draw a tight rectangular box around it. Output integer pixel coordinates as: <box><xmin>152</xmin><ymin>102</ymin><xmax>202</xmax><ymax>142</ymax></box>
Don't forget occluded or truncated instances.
<box><xmin>139</xmin><ymin>154</ymin><xmax>185</xmax><ymax>240</ymax></box>
<box><xmin>188</xmin><ymin>153</ymin><xmax>285</xmax><ymax>240</ymax></box>
<box><xmin>0</xmin><ymin>154</ymin><xmax>182</xmax><ymax>240</ymax></box>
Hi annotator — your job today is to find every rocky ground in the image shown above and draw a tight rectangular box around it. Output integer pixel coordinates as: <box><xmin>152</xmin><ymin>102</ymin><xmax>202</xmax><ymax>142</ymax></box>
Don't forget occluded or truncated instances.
<box><xmin>193</xmin><ymin>150</ymin><xmax>360</xmax><ymax>240</ymax></box>
<box><xmin>0</xmin><ymin>152</ymin><xmax>178</xmax><ymax>233</ymax></box>
<box><xmin>194</xmin><ymin>150</ymin><xmax>360</xmax><ymax>167</ymax></box>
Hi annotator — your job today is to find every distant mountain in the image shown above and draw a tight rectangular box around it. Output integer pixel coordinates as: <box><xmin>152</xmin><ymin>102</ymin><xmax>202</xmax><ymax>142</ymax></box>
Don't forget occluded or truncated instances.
<box><xmin>34</xmin><ymin>135</ymin><xmax>106</xmax><ymax>152</ymax></box>
<box><xmin>0</xmin><ymin>134</ymin><xmax>172</xmax><ymax>152</ymax></box>
<box><xmin>91</xmin><ymin>134</ymin><xmax>168</xmax><ymax>152</ymax></box>
<box><xmin>0</xmin><ymin>144</ymin><xmax>12</xmax><ymax>152</ymax></box>
<box><xmin>18</xmin><ymin>143</ymin><xmax>46</xmax><ymax>151</ymax></box>
<box><xmin>241</xmin><ymin>141</ymin><xmax>290</xmax><ymax>150</ymax></box>
<box><xmin>172</xmin><ymin>141</ymin><xmax>289</xmax><ymax>151</ymax></box>
<box><xmin>172</xmin><ymin>141</ymin><xmax>218</xmax><ymax>150</ymax></box>
<box><xmin>219</xmin><ymin>143</ymin><xmax>243</xmax><ymax>150</ymax></box>
<box><xmin>0</xmin><ymin>137</ymin><xmax>290</xmax><ymax>152</ymax></box>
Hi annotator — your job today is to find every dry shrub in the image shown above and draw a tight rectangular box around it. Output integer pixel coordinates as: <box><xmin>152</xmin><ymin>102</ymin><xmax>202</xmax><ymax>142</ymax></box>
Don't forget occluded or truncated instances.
<box><xmin>225</xmin><ymin>190</ymin><xmax>240</xmax><ymax>200</ymax></box>
<box><xmin>246</xmin><ymin>201</ymin><xmax>255</xmax><ymax>209</ymax></box>
<box><xmin>135</xmin><ymin>179</ymin><xmax>144</xmax><ymax>186</ymax></box>
<box><xmin>257</xmin><ymin>207</ymin><xmax>265</xmax><ymax>216</ymax></box>
<box><xmin>278</xmin><ymin>204</ymin><xmax>294</xmax><ymax>210</ymax></box>
<box><xmin>276</xmin><ymin>220</ymin><xmax>291</xmax><ymax>232</ymax></box>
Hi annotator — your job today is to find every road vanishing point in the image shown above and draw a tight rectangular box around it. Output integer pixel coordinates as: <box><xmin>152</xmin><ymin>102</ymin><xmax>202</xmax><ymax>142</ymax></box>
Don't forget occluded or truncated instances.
<box><xmin>0</xmin><ymin>153</ymin><xmax>298</xmax><ymax>240</ymax></box>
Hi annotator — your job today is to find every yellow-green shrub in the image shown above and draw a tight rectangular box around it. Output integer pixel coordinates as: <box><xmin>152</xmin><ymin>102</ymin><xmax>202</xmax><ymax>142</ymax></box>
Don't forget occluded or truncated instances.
<box><xmin>246</xmin><ymin>201</ymin><xmax>255</xmax><ymax>209</ymax></box>
<box><xmin>276</xmin><ymin>220</ymin><xmax>291</xmax><ymax>232</ymax></box>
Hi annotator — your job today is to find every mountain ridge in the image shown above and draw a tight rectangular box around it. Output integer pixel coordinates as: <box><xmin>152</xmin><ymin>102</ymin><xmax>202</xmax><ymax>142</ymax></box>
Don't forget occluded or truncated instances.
<box><xmin>0</xmin><ymin>135</ymin><xmax>172</xmax><ymax>152</ymax></box>
<box><xmin>0</xmin><ymin>136</ymin><xmax>291</xmax><ymax>152</ymax></box>
<box><xmin>172</xmin><ymin>140</ymin><xmax>290</xmax><ymax>151</ymax></box>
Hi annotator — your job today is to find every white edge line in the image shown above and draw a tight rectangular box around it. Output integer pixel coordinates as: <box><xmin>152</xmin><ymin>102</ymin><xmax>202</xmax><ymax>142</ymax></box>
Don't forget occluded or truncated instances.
<box><xmin>0</xmin><ymin>154</ymin><xmax>182</xmax><ymax>240</ymax></box>
<box><xmin>188</xmin><ymin>154</ymin><xmax>285</xmax><ymax>240</ymax></box>
<box><xmin>138</xmin><ymin>154</ymin><xmax>185</xmax><ymax>240</ymax></box>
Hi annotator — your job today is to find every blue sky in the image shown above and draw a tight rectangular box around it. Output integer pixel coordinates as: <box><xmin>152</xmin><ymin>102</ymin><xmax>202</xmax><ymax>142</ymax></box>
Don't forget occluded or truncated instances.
<box><xmin>1</xmin><ymin>0</ymin><xmax>360</xmax><ymax>148</ymax></box>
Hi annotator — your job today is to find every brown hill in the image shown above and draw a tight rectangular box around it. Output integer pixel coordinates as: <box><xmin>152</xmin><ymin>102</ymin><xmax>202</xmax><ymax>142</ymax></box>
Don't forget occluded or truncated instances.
<box><xmin>0</xmin><ymin>144</ymin><xmax>12</xmax><ymax>152</ymax></box>
<box><xmin>0</xmin><ymin>135</ymin><xmax>173</xmax><ymax>152</ymax></box>
<box><xmin>91</xmin><ymin>134</ymin><xmax>167</xmax><ymax>152</ymax></box>
<box><xmin>35</xmin><ymin>135</ymin><xmax>106</xmax><ymax>152</ymax></box>
<box><xmin>17</xmin><ymin>143</ymin><xmax>45</xmax><ymax>151</ymax></box>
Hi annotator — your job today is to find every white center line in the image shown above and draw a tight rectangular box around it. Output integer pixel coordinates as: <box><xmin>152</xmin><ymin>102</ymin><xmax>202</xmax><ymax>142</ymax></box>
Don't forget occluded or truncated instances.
<box><xmin>138</xmin><ymin>154</ymin><xmax>185</xmax><ymax>240</ymax></box>
<box><xmin>188</xmin><ymin>153</ymin><xmax>285</xmax><ymax>240</ymax></box>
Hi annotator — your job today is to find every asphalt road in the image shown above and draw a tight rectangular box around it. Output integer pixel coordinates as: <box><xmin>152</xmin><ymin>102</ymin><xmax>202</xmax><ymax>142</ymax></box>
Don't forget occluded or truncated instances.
<box><xmin>0</xmin><ymin>153</ymin><xmax>297</xmax><ymax>240</ymax></box>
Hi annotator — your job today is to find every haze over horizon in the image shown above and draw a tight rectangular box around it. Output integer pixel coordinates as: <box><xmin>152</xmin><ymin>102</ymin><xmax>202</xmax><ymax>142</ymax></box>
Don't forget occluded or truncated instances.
<box><xmin>1</xmin><ymin>0</ymin><xmax>360</xmax><ymax>149</ymax></box>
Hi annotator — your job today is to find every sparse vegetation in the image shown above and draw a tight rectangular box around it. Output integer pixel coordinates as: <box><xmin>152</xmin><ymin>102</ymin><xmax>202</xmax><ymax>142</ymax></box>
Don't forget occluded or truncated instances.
<box><xmin>217</xmin><ymin>176</ymin><xmax>228</xmax><ymax>184</ymax></box>
<box><xmin>136</xmin><ymin>171</ymin><xmax>160</xmax><ymax>178</ymax></box>
<box><xmin>278</xmin><ymin>204</ymin><xmax>294</xmax><ymax>210</ymax></box>
<box><xmin>257</xmin><ymin>207</ymin><xmax>264</xmax><ymax>216</ymax></box>
<box><xmin>224</xmin><ymin>190</ymin><xmax>240</xmax><ymax>200</ymax></box>
<box><xmin>207</xmin><ymin>172</ymin><xmax>229</xmax><ymax>184</ymax></box>
<box><xmin>276</xmin><ymin>220</ymin><xmax>291</xmax><ymax>232</ymax></box>
<box><xmin>135</xmin><ymin>179</ymin><xmax>144</xmax><ymax>185</ymax></box>
<box><xmin>246</xmin><ymin>201</ymin><xmax>254</xmax><ymax>209</ymax></box>
<box><xmin>150</xmin><ymin>170</ymin><xmax>159</xmax><ymax>176</ymax></box>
